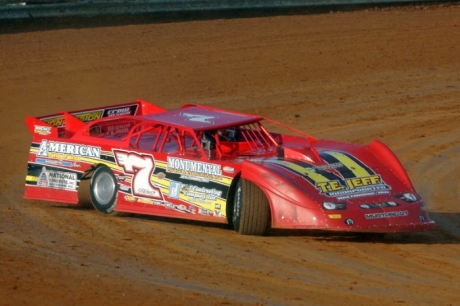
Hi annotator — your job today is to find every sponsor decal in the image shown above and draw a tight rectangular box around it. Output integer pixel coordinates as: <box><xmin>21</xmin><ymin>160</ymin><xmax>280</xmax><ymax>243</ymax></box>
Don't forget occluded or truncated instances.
<box><xmin>36</xmin><ymin>166</ymin><xmax>77</xmax><ymax>190</ymax></box>
<box><xmin>41</xmin><ymin>110</ymin><xmax>103</xmax><ymax>128</ymax></box>
<box><xmin>74</xmin><ymin>110</ymin><xmax>102</xmax><ymax>122</ymax></box>
<box><xmin>365</xmin><ymin>211</ymin><xmax>408</xmax><ymax>219</ymax></box>
<box><xmin>40</xmin><ymin>105</ymin><xmax>137</xmax><ymax>128</ymax></box>
<box><xmin>360</xmin><ymin>201</ymin><xmax>398</xmax><ymax>209</ymax></box>
<box><xmin>37</xmin><ymin>167</ymin><xmax>49</xmax><ymax>187</ymax></box>
<box><xmin>34</xmin><ymin>125</ymin><xmax>52</xmax><ymax>135</ymax></box>
<box><xmin>183</xmin><ymin>185</ymin><xmax>223</xmax><ymax>201</ymax></box>
<box><xmin>114</xmin><ymin>150</ymin><xmax>163</xmax><ymax>200</ymax></box>
<box><xmin>104</xmin><ymin>105</ymin><xmax>138</xmax><ymax>117</ymax></box>
<box><xmin>189</xmin><ymin>199</ymin><xmax>212</xmax><ymax>205</ymax></box>
<box><xmin>345</xmin><ymin>218</ymin><xmax>355</xmax><ymax>226</ymax></box>
<box><xmin>337</xmin><ymin>190</ymin><xmax>390</xmax><ymax>200</ymax></box>
<box><xmin>223</xmin><ymin>166</ymin><xmax>235</xmax><ymax>174</ymax></box>
<box><xmin>198</xmin><ymin>207</ymin><xmax>213</xmax><ymax>216</ymax></box>
<box><xmin>180</xmin><ymin>112</ymin><xmax>217</xmax><ymax>124</ymax></box>
<box><xmin>42</xmin><ymin>116</ymin><xmax>64</xmax><ymax>128</ymax></box>
<box><xmin>138</xmin><ymin>198</ymin><xmax>154</xmax><ymax>205</ymax></box>
<box><xmin>37</xmin><ymin>140</ymin><xmax>101</xmax><ymax>160</ymax></box>
<box><xmin>119</xmin><ymin>184</ymin><xmax>130</xmax><ymax>192</ymax></box>
<box><xmin>313</xmin><ymin>162</ymin><xmax>343</xmax><ymax>171</ymax></box>
<box><xmin>124</xmin><ymin>195</ymin><xmax>136</xmax><ymax>202</ymax></box>
<box><xmin>316</xmin><ymin>175</ymin><xmax>388</xmax><ymax>196</ymax></box>
<box><xmin>176</xmin><ymin>204</ymin><xmax>188</xmax><ymax>213</ymax></box>
<box><xmin>167</xmin><ymin>157</ymin><xmax>222</xmax><ymax>180</ymax></box>
<box><xmin>105</xmin><ymin>122</ymin><xmax>132</xmax><ymax>136</ymax></box>
<box><xmin>35</xmin><ymin>158</ymin><xmax>73</xmax><ymax>167</ymax></box>
<box><xmin>136</xmin><ymin>197</ymin><xmax>166</xmax><ymax>206</ymax></box>
<box><xmin>268</xmin><ymin>151</ymin><xmax>390</xmax><ymax>198</ymax></box>
<box><xmin>168</xmin><ymin>181</ymin><xmax>182</xmax><ymax>199</ymax></box>
<box><xmin>178</xmin><ymin>175</ymin><xmax>209</xmax><ymax>183</ymax></box>
<box><xmin>47</xmin><ymin>171</ymin><xmax>77</xmax><ymax>190</ymax></box>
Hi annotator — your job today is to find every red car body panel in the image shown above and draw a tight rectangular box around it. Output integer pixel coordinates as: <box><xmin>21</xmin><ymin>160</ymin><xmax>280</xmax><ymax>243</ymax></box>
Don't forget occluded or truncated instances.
<box><xmin>24</xmin><ymin>100</ymin><xmax>436</xmax><ymax>233</ymax></box>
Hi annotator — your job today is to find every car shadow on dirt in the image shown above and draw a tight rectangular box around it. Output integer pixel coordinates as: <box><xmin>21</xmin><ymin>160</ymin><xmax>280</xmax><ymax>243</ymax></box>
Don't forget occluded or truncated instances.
<box><xmin>268</xmin><ymin>211</ymin><xmax>460</xmax><ymax>244</ymax></box>
<box><xmin>52</xmin><ymin>205</ymin><xmax>459</xmax><ymax>244</ymax></box>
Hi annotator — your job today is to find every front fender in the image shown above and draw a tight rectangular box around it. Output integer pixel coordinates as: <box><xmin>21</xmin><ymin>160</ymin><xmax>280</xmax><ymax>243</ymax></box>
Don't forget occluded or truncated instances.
<box><xmin>241</xmin><ymin>160</ymin><xmax>326</xmax><ymax>229</ymax></box>
<box><xmin>367</xmin><ymin>140</ymin><xmax>415</xmax><ymax>191</ymax></box>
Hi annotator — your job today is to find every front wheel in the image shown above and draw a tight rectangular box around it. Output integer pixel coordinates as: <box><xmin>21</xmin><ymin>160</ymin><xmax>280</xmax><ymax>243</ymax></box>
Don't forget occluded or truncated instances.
<box><xmin>232</xmin><ymin>178</ymin><xmax>270</xmax><ymax>235</ymax></box>
<box><xmin>90</xmin><ymin>165</ymin><xmax>118</xmax><ymax>214</ymax></box>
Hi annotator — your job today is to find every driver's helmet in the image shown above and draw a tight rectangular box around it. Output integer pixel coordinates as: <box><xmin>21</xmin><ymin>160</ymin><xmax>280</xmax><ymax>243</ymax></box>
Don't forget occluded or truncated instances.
<box><xmin>217</xmin><ymin>128</ymin><xmax>236</xmax><ymax>142</ymax></box>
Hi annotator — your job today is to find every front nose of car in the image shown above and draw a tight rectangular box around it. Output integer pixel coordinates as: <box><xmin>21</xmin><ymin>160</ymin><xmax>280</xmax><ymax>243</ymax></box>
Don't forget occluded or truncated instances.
<box><xmin>341</xmin><ymin>200</ymin><xmax>435</xmax><ymax>232</ymax></box>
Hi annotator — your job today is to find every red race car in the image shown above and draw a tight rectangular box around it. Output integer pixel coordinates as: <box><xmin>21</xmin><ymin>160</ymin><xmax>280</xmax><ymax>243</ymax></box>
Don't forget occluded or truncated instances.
<box><xmin>24</xmin><ymin>100</ymin><xmax>435</xmax><ymax>235</ymax></box>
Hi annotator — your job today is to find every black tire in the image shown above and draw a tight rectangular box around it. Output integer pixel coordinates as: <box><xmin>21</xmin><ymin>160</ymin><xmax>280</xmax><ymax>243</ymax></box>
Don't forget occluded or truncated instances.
<box><xmin>90</xmin><ymin>165</ymin><xmax>118</xmax><ymax>214</ymax></box>
<box><xmin>76</xmin><ymin>169</ymin><xmax>92</xmax><ymax>208</ymax></box>
<box><xmin>232</xmin><ymin>178</ymin><xmax>270</xmax><ymax>235</ymax></box>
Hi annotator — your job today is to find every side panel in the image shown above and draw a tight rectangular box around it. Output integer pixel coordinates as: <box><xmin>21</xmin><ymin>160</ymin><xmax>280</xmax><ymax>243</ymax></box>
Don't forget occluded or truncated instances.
<box><xmin>112</xmin><ymin>151</ymin><xmax>239</xmax><ymax>223</ymax></box>
<box><xmin>24</xmin><ymin>136</ymin><xmax>104</xmax><ymax>204</ymax></box>
<box><xmin>24</xmin><ymin>118</ymin><xmax>240</xmax><ymax>224</ymax></box>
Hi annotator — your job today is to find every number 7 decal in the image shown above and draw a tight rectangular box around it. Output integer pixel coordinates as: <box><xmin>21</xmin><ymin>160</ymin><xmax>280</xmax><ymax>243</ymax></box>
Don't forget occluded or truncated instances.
<box><xmin>113</xmin><ymin>150</ymin><xmax>163</xmax><ymax>200</ymax></box>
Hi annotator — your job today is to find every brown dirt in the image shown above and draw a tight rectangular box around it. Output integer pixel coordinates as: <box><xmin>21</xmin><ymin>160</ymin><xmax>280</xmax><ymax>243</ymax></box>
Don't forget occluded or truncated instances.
<box><xmin>1</xmin><ymin>4</ymin><xmax>460</xmax><ymax>305</ymax></box>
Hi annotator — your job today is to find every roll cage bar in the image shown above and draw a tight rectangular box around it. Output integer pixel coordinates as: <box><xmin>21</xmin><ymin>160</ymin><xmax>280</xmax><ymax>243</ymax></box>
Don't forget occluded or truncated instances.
<box><xmin>119</xmin><ymin>117</ymin><xmax>280</xmax><ymax>159</ymax></box>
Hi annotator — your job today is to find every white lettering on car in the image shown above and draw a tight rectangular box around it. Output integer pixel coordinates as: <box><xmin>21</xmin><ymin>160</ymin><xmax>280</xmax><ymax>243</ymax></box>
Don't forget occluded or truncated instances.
<box><xmin>114</xmin><ymin>150</ymin><xmax>163</xmax><ymax>200</ymax></box>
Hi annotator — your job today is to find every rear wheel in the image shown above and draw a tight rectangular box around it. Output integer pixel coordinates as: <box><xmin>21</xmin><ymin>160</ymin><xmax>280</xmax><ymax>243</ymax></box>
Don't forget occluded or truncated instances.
<box><xmin>90</xmin><ymin>165</ymin><xmax>118</xmax><ymax>214</ymax></box>
<box><xmin>76</xmin><ymin>169</ymin><xmax>92</xmax><ymax>208</ymax></box>
<box><xmin>232</xmin><ymin>178</ymin><xmax>270</xmax><ymax>235</ymax></box>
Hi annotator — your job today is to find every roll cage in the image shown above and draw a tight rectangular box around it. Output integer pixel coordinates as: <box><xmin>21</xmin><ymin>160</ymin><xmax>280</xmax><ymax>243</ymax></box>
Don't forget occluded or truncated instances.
<box><xmin>84</xmin><ymin>116</ymin><xmax>280</xmax><ymax>160</ymax></box>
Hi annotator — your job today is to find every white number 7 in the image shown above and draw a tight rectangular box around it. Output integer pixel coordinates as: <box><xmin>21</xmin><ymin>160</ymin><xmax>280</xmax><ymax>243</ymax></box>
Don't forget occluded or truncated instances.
<box><xmin>114</xmin><ymin>150</ymin><xmax>163</xmax><ymax>200</ymax></box>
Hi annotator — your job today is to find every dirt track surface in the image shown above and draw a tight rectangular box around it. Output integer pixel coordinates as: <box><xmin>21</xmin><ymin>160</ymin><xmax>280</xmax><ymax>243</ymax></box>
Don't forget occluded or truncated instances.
<box><xmin>1</xmin><ymin>4</ymin><xmax>460</xmax><ymax>305</ymax></box>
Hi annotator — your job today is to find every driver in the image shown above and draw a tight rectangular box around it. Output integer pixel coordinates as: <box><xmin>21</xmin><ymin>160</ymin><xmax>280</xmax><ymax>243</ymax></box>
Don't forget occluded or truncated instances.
<box><xmin>217</xmin><ymin>128</ymin><xmax>237</xmax><ymax>142</ymax></box>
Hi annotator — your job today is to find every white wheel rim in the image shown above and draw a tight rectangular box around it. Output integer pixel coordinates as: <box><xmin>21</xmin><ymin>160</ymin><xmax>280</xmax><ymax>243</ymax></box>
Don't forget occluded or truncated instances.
<box><xmin>93</xmin><ymin>172</ymin><xmax>115</xmax><ymax>205</ymax></box>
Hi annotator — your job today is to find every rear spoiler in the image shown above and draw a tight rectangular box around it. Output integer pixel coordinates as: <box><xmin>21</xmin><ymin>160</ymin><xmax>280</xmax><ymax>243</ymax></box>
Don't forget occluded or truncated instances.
<box><xmin>26</xmin><ymin>99</ymin><xmax>165</xmax><ymax>136</ymax></box>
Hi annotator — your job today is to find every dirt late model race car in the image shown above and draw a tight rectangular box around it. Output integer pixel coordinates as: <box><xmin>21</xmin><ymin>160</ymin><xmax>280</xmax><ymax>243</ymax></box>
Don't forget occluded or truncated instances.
<box><xmin>24</xmin><ymin>100</ymin><xmax>435</xmax><ymax>236</ymax></box>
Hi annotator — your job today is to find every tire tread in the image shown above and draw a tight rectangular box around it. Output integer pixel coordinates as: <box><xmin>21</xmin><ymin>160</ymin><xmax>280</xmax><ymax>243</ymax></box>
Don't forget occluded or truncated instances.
<box><xmin>238</xmin><ymin>179</ymin><xmax>270</xmax><ymax>235</ymax></box>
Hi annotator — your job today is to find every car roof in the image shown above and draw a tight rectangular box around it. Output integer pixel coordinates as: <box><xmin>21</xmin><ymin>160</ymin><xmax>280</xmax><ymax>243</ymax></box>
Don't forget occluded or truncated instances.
<box><xmin>141</xmin><ymin>105</ymin><xmax>262</xmax><ymax>131</ymax></box>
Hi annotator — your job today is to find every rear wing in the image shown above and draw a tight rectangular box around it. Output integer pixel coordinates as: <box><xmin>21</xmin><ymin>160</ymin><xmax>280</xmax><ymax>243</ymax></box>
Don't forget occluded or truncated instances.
<box><xmin>26</xmin><ymin>99</ymin><xmax>166</xmax><ymax>138</ymax></box>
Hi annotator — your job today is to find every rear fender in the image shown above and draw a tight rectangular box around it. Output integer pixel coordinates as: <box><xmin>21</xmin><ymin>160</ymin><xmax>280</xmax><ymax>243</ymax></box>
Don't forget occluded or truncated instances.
<box><xmin>24</xmin><ymin>161</ymin><xmax>101</xmax><ymax>205</ymax></box>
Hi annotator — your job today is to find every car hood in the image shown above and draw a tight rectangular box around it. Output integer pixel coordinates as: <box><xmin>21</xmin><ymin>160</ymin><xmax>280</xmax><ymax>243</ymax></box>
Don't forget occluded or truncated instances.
<box><xmin>252</xmin><ymin>143</ymin><xmax>416</xmax><ymax>209</ymax></box>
